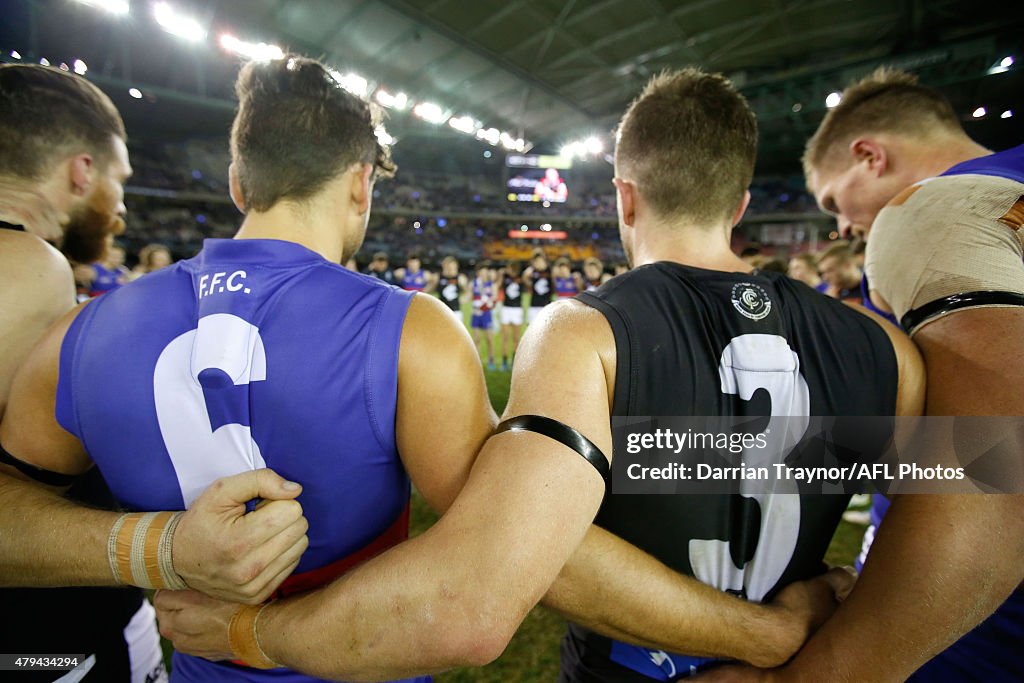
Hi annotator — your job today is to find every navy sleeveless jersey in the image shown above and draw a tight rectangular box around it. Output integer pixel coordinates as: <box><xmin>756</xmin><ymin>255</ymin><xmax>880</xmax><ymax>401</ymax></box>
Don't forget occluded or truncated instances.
<box><xmin>564</xmin><ymin>262</ymin><xmax>898</xmax><ymax>682</ymax></box>
<box><xmin>437</xmin><ymin>275</ymin><xmax>461</xmax><ymax>311</ymax></box>
<box><xmin>503</xmin><ymin>274</ymin><xmax>523</xmax><ymax>307</ymax></box>
<box><xmin>55</xmin><ymin>239</ymin><xmax>428</xmax><ymax>683</ymax></box>
<box><xmin>530</xmin><ymin>269</ymin><xmax>553</xmax><ymax>307</ymax></box>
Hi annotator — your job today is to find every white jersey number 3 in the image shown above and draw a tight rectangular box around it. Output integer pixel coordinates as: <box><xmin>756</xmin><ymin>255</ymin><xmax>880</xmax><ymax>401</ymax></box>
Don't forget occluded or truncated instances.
<box><xmin>689</xmin><ymin>334</ymin><xmax>810</xmax><ymax>602</ymax></box>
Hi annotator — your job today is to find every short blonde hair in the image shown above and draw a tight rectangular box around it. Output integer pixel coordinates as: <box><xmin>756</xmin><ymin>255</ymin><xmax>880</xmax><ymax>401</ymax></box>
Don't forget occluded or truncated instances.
<box><xmin>803</xmin><ymin>67</ymin><xmax>961</xmax><ymax>179</ymax></box>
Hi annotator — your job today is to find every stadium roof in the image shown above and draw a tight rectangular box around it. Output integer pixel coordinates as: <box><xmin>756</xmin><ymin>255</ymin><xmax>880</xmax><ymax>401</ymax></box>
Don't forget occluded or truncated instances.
<box><xmin>1</xmin><ymin>0</ymin><xmax>1021</xmax><ymax>171</ymax></box>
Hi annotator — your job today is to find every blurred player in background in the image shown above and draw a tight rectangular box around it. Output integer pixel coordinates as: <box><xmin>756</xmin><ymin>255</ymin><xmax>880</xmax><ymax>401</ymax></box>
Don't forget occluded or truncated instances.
<box><xmin>132</xmin><ymin>242</ymin><xmax>172</xmax><ymax>276</ymax></box>
<box><xmin>471</xmin><ymin>261</ymin><xmax>497</xmax><ymax>370</ymax></box>
<box><xmin>583</xmin><ymin>257</ymin><xmax>610</xmax><ymax>292</ymax></box>
<box><xmin>790</xmin><ymin>66</ymin><xmax>1024</xmax><ymax>683</ymax></box>
<box><xmin>434</xmin><ymin>255</ymin><xmax>468</xmax><ymax>319</ymax></box>
<box><xmin>396</xmin><ymin>252</ymin><xmax>429</xmax><ymax>292</ymax></box>
<box><xmin>524</xmin><ymin>249</ymin><xmax>553</xmax><ymax>323</ymax></box>
<box><xmin>554</xmin><ymin>256</ymin><xmax>581</xmax><ymax>298</ymax></box>
<box><xmin>534</xmin><ymin>167</ymin><xmax>568</xmax><ymax>202</ymax></box>
<box><xmin>91</xmin><ymin>241</ymin><xmax>131</xmax><ymax>295</ymax></box>
<box><xmin>816</xmin><ymin>241</ymin><xmax>861</xmax><ymax>302</ymax></box>
<box><xmin>499</xmin><ymin>261</ymin><xmax>524</xmax><ymax>370</ymax></box>
<box><xmin>364</xmin><ymin>250</ymin><xmax>396</xmax><ymax>283</ymax></box>
<box><xmin>787</xmin><ymin>252</ymin><xmax>826</xmax><ymax>293</ymax></box>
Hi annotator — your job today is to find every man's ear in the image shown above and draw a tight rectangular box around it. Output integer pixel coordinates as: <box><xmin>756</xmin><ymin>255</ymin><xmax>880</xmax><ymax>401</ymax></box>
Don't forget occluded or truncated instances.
<box><xmin>613</xmin><ymin>177</ymin><xmax>637</xmax><ymax>227</ymax></box>
<box><xmin>228</xmin><ymin>163</ymin><xmax>246</xmax><ymax>213</ymax></box>
<box><xmin>731</xmin><ymin>189</ymin><xmax>751</xmax><ymax>227</ymax></box>
<box><xmin>849</xmin><ymin>138</ymin><xmax>888</xmax><ymax>177</ymax></box>
<box><xmin>350</xmin><ymin>163</ymin><xmax>373</xmax><ymax>215</ymax></box>
<box><xmin>68</xmin><ymin>153</ymin><xmax>94</xmax><ymax>196</ymax></box>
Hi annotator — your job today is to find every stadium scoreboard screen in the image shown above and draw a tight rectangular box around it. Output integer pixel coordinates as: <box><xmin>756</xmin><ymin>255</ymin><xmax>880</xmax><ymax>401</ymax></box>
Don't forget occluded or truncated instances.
<box><xmin>506</xmin><ymin>154</ymin><xmax>572</xmax><ymax>204</ymax></box>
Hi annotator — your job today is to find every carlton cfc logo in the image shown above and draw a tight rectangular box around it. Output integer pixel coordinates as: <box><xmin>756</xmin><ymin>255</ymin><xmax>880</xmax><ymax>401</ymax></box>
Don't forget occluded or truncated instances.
<box><xmin>731</xmin><ymin>283</ymin><xmax>772</xmax><ymax>321</ymax></box>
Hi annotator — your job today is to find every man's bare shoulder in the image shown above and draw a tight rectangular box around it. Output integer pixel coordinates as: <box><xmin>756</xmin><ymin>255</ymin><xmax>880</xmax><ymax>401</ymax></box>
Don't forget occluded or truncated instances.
<box><xmin>0</xmin><ymin>231</ymin><xmax>75</xmax><ymax>321</ymax></box>
<box><xmin>513</xmin><ymin>299</ymin><xmax>617</xmax><ymax>411</ymax></box>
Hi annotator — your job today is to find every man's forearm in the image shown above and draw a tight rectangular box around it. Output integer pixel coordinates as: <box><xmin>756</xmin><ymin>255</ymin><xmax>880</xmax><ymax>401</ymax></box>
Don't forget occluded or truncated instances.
<box><xmin>543</xmin><ymin>525</ymin><xmax>803</xmax><ymax>668</ymax></box>
<box><xmin>0</xmin><ymin>470</ymin><xmax>118</xmax><ymax>586</ymax></box>
<box><xmin>778</xmin><ymin>495</ymin><xmax>1024</xmax><ymax>682</ymax></box>
<box><xmin>255</xmin><ymin>432</ymin><xmax>606</xmax><ymax>681</ymax></box>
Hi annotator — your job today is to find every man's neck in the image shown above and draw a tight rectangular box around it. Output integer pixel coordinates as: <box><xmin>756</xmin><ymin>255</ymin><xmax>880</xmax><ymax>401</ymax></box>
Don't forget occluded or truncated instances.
<box><xmin>906</xmin><ymin>136</ymin><xmax>992</xmax><ymax>184</ymax></box>
<box><xmin>0</xmin><ymin>180</ymin><xmax>65</xmax><ymax>241</ymax></box>
<box><xmin>632</xmin><ymin>221</ymin><xmax>751</xmax><ymax>274</ymax></box>
<box><xmin>234</xmin><ymin>202</ymin><xmax>346</xmax><ymax>264</ymax></box>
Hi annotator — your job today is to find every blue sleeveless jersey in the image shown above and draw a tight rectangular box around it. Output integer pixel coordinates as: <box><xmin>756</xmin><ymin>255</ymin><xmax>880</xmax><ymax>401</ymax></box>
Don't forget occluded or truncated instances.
<box><xmin>941</xmin><ymin>143</ymin><xmax>1024</xmax><ymax>183</ymax></box>
<box><xmin>555</xmin><ymin>276</ymin><xmax>577</xmax><ymax>298</ymax></box>
<box><xmin>402</xmin><ymin>269</ymin><xmax>427</xmax><ymax>291</ymax></box>
<box><xmin>88</xmin><ymin>263</ymin><xmax>125</xmax><ymax>296</ymax></box>
<box><xmin>55</xmin><ymin>239</ymin><xmax>428</xmax><ymax>683</ymax></box>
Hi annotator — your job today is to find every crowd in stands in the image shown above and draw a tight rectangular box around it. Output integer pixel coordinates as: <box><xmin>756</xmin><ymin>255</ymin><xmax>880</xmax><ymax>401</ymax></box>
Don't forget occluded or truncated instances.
<box><xmin>94</xmin><ymin>140</ymin><xmax>831</xmax><ymax>293</ymax></box>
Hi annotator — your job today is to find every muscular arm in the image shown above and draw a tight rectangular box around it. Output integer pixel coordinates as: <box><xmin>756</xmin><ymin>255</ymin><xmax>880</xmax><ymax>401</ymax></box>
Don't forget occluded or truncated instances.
<box><xmin>774</xmin><ymin>311</ymin><xmax>1024</xmax><ymax>682</ymax></box>
<box><xmin>0</xmin><ymin>233</ymin><xmax>75</xmax><ymax>417</ymax></box>
<box><xmin>0</xmin><ymin>303</ymin><xmax>117</xmax><ymax>586</ymax></box>
<box><xmin>396</xmin><ymin>294</ymin><xmax>496</xmax><ymax>513</ymax></box>
<box><xmin>545</xmin><ymin>525</ymin><xmax>831</xmax><ymax>667</ymax></box>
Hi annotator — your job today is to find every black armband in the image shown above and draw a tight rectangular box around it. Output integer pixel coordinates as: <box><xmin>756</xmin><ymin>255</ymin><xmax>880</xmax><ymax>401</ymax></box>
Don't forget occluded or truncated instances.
<box><xmin>901</xmin><ymin>290</ymin><xmax>1024</xmax><ymax>336</ymax></box>
<box><xmin>494</xmin><ymin>414</ymin><xmax>610</xmax><ymax>484</ymax></box>
<box><xmin>0</xmin><ymin>440</ymin><xmax>81</xmax><ymax>487</ymax></box>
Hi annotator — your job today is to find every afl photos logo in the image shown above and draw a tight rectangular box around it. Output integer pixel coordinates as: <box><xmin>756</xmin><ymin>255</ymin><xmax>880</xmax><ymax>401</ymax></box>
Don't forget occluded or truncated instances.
<box><xmin>731</xmin><ymin>283</ymin><xmax>772</xmax><ymax>321</ymax></box>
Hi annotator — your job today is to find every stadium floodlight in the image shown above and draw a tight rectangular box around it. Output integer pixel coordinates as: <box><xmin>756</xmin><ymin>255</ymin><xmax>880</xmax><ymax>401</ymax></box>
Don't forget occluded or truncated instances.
<box><xmin>972</xmin><ymin>106</ymin><xmax>986</xmax><ymax>118</ymax></box>
<box><xmin>514</xmin><ymin>138</ymin><xmax>527</xmax><ymax>152</ymax></box>
<box><xmin>540</xmin><ymin>223</ymin><xmax>552</xmax><ymax>232</ymax></box>
<box><xmin>73</xmin><ymin>59</ymin><xmax>88</xmax><ymax>75</ymax></box>
<box><xmin>476</xmin><ymin>127</ymin><xmax>500</xmax><ymax>145</ymax></box>
<box><xmin>75</xmin><ymin>0</ymin><xmax>130</xmax><ymax>15</ymax></box>
<box><xmin>219</xmin><ymin>34</ymin><xmax>283</xmax><ymax>62</ymax></box>
<box><xmin>499</xmin><ymin>131</ymin><xmax>518</xmax><ymax>149</ymax></box>
<box><xmin>448</xmin><ymin>116</ymin><xmax>477</xmax><ymax>135</ymax></box>
<box><xmin>374</xmin><ymin>125</ymin><xmax>394</xmax><ymax>146</ymax></box>
<box><xmin>1001</xmin><ymin>110</ymin><xmax>1013</xmax><ymax>119</ymax></box>
<box><xmin>413</xmin><ymin>102</ymin><xmax>447</xmax><ymax>125</ymax></box>
<box><xmin>825</xmin><ymin>92</ymin><xmax>842</xmax><ymax>108</ymax></box>
<box><xmin>375</xmin><ymin>89</ymin><xmax>408</xmax><ymax>110</ymax></box>
<box><xmin>10</xmin><ymin>51</ymin><xmax>21</xmax><ymax>59</ymax></box>
<box><xmin>128</xmin><ymin>87</ymin><xmax>143</xmax><ymax>99</ymax></box>
<box><xmin>584</xmin><ymin>137</ymin><xmax>603</xmax><ymax>154</ymax></box>
<box><xmin>39</xmin><ymin>57</ymin><xmax>50</xmax><ymax>66</ymax></box>
<box><xmin>153</xmin><ymin>2</ymin><xmax>206</xmax><ymax>43</ymax></box>
<box><xmin>332</xmin><ymin>72</ymin><xmax>368</xmax><ymax>98</ymax></box>
<box><xmin>1002</xmin><ymin>56</ymin><xmax>1014</xmax><ymax>68</ymax></box>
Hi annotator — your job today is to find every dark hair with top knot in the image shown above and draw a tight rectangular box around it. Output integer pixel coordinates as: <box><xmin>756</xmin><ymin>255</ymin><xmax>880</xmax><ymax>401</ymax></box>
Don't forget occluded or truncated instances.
<box><xmin>230</xmin><ymin>55</ymin><xmax>395</xmax><ymax>212</ymax></box>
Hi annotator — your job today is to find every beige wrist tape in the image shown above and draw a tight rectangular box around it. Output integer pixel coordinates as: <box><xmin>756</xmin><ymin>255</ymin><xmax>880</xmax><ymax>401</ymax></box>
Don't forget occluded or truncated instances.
<box><xmin>229</xmin><ymin>602</ymin><xmax>279</xmax><ymax>669</ymax></box>
<box><xmin>108</xmin><ymin>511</ymin><xmax>189</xmax><ymax>590</ymax></box>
